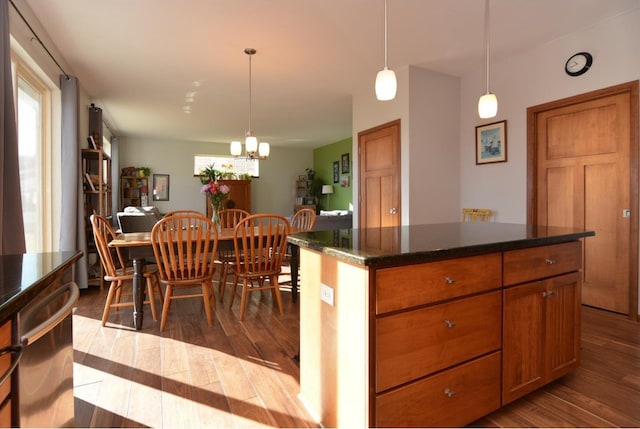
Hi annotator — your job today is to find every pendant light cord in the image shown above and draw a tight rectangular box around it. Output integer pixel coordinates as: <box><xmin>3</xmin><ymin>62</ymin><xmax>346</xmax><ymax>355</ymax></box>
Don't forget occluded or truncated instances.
<box><xmin>484</xmin><ymin>0</ymin><xmax>490</xmax><ymax>94</ymax></box>
<box><xmin>248</xmin><ymin>52</ymin><xmax>252</xmax><ymax>133</ymax></box>
<box><xmin>383</xmin><ymin>0</ymin><xmax>389</xmax><ymax>68</ymax></box>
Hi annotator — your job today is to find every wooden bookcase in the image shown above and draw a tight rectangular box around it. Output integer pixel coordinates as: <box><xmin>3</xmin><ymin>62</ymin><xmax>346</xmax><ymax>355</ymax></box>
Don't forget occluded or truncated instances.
<box><xmin>82</xmin><ymin>148</ymin><xmax>112</xmax><ymax>287</ymax></box>
<box><xmin>294</xmin><ymin>178</ymin><xmax>316</xmax><ymax>213</ymax></box>
<box><xmin>120</xmin><ymin>175</ymin><xmax>149</xmax><ymax>209</ymax></box>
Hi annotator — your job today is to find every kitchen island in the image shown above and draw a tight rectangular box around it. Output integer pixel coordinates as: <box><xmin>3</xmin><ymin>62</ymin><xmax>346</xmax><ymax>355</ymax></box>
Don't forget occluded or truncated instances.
<box><xmin>288</xmin><ymin>222</ymin><xmax>594</xmax><ymax>428</ymax></box>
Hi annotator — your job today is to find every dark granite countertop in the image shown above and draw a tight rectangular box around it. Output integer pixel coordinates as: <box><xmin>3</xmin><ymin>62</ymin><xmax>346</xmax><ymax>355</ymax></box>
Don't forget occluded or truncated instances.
<box><xmin>288</xmin><ymin>222</ymin><xmax>595</xmax><ymax>268</ymax></box>
<box><xmin>0</xmin><ymin>251</ymin><xmax>82</xmax><ymax>322</ymax></box>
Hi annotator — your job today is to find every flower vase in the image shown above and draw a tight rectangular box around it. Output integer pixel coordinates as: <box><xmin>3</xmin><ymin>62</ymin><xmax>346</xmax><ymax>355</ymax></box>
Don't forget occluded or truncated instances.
<box><xmin>211</xmin><ymin>205</ymin><xmax>221</xmax><ymax>230</ymax></box>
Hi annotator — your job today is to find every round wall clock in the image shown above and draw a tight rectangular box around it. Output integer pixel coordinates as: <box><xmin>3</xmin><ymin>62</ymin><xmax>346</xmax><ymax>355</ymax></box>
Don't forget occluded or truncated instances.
<box><xmin>565</xmin><ymin>52</ymin><xmax>593</xmax><ymax>76</ymax></box>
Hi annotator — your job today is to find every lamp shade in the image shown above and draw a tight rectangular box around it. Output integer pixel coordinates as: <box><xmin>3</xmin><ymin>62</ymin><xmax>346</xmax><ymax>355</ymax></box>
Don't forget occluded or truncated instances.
<box><xmin>322</xmin><ymin>185</ymin><xmax>334</xmax><ymax>195</ymax></box>
<box><xmin>258</xmin><ymin>142</ymin><xmax>270</xmax><ymax>157</ymax></box>
<box><xmin>375</xmin><ymin>67</ymin><xmax>397</xmax><ymax>101</ymax></box>
<box><xmin>245</xmin><ymin>135</ymin><xmax>258</xmax><ymax>153</ymax></box>
<box><xmin>478</xmin><ymin>93</ymin><xmax>498</xmax><ymax>118</ymax></box>
<box><xmin>230</xmin><ymin>141</ymin><xmax>242</xmax><ymax>156</ymax></box>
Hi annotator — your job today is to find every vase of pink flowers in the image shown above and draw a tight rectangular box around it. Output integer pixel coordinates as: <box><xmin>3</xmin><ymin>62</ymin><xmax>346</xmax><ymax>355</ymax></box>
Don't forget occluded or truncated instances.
<box><xmin>200</xmin><ymin>180</ymin><xmax>230</xmax><ymax>228</ymax></box>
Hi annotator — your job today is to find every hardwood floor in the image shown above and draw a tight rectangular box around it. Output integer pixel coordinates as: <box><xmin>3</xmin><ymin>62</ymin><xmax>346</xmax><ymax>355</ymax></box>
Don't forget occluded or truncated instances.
<box><xmin>73</xmin><ymin>280</ymin><xmax>640</xmax><ymax>428</ymax></box>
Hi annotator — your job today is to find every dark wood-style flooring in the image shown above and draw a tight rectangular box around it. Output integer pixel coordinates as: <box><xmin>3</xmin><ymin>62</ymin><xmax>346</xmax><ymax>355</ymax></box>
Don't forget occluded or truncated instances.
<box><xmin>73</xmin><ymin>279</ymin><xmax>640</xmax><ymax>428</ymax></box>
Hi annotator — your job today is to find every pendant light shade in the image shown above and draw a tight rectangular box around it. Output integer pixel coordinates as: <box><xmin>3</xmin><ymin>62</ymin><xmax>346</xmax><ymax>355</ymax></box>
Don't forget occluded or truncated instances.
<box><xmin>376</xmin><ymin>67</ymin><xmax>397</xmax><ymax>101</ymax></box>
<box><xmin>478</xmin><ymin>0</ymin><xmax>498</xmax><ymax>119</ymax></box>
<box><xmin>375</xmin><ymin>0</ymin><xmax>397</xmax><ymax>101</ymax></box>
<box><xmin>478</xmin><ymin>93</ymin><xmax>498</xmax><ymax>118</ymax></box>
<box><xmin>230</xmin><ymin>48</ymin><xmax>270</xmax><ymax>160</ymax></box>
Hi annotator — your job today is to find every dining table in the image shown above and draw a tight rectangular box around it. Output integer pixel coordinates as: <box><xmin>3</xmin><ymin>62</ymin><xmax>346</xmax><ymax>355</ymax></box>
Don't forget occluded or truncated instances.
<box><xmin>108</xmin><ymin>227</ymin><xmax>300</xmax><ymax>330</ymax></box>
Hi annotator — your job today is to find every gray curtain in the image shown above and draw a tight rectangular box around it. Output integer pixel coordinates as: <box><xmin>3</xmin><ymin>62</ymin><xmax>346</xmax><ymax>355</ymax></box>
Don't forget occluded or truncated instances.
<box><xmin>0</xmin><ymin>0</ymin><xmax>26</xmax><ymax>255</ymax></box>
<box><xmin>60</xmin><ymin>75</ymin><xmax>88</xmax><ymax>288</ymax></box>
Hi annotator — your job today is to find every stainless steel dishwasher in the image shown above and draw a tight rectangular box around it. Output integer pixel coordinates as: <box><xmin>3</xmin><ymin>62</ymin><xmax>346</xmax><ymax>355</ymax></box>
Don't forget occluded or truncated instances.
<box><xmin>18</xmin><ymin>281</ymin><xmax>79</xmax><ymax>427</ymax></box>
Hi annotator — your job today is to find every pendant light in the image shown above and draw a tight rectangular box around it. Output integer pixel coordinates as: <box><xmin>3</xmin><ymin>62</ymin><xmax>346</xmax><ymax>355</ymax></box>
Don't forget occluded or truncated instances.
<box><xmin>478</xmin><ymin>0</ymin><xmax>498</xmax><ymax>118</ymax></box>
<box><xmin>231</xmin><ymin>48</ymin><xmax>270</xmax><ymax>160</ymax></box>
<box><xmin>375</xmin><ymin>0</ymin><xmax>397</xmax><ymax>101</ymax></box>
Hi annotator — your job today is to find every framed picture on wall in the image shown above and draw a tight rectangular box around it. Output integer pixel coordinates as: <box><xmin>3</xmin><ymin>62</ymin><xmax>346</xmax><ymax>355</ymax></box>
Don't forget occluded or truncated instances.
<box><xmin>152</xmin><ymin>174</ymin><xmax>170</xmax><ymax>201</ymax></box>
<box><xmin>333</xmin><ymin>161</ymin><xmax>339</xmax><ymax>183</ymax></box>
<box><xmin>475</xmin><ymin>120</ymin><xmax>507</xmax><ymax>164</ymax></box>
<box><xmin>341</xmin><ymin>153</ymin><xmax>350</xmax><ymax>173</ymax></box>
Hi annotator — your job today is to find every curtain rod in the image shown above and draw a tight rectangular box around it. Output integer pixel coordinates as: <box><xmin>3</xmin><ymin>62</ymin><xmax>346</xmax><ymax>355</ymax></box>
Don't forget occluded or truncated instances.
<box><xmin>8</xmin><ymin>0</ymin><xmax>70</xmax><ymax>80</ymax></box>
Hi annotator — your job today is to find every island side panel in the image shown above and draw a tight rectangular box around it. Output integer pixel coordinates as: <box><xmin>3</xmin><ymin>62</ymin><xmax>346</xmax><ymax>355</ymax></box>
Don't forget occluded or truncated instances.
<box><xmin>299</xmin><ymin>247</ymin><xmax>370</xmax><ymax>428</ymax></box>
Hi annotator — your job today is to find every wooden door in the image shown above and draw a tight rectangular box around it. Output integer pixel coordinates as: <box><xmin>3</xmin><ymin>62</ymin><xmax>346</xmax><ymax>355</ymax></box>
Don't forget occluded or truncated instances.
<box><xmin>358</xmin><ymin>120</ymin><xmax>401</xmax><ymax>233</ymax></box>
<box><xmin>528</xmin><ymin>81</ymin><xmax>638</xmax><ymax>316</ymax></box>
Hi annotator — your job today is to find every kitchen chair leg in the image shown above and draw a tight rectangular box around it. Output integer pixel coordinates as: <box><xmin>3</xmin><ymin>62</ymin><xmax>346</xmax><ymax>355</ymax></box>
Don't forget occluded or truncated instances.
<box><xmin>160</xmin><ymin>284</ymin><xmax>173</xmax><ymax>332</ymax></box>
<box><xmin>202</xmin><ymin>281</ymin><xmax>214</xmax><ymax>326</ymax></box>
<box><xmin>101</xmin><ymin>281</ymin><xmax>119</xmax><ymax>326</ymax></box>
<box><xmin>145</xmin><ymin>277</ymin><xmax>158</xmax><ymax>321</ymax></box>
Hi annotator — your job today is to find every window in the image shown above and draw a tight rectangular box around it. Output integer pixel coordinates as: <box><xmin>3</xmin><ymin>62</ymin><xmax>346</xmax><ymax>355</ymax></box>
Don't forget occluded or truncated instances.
<box><xmin>12</xmin><ymin>58</ymin><xmax>52</xmax><ymax>252</ymax></box>
<box><xmin>193</xmin><ymin>154</ymin><xmax>259</xmax><ymax>177</ymax></box>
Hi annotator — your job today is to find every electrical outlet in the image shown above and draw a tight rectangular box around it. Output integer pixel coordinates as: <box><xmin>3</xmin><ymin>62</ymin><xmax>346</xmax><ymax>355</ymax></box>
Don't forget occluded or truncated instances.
<box><xmin>320</xmin><ymin>283</ymin><xmax>334</xmax><ymax>306</ymax></box>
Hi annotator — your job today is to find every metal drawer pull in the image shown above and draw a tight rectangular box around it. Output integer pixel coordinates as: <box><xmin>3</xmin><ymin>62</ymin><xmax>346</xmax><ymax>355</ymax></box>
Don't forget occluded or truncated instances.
<box><xmin>444</xmin><ymin>276</ymin><xmax>456</xmax><ymax>284</ymax></box>
<box><xmin>444</xmin><ymin>319</ymin><xmax>456</xmax><ymax>328</ymax></box>
<box><xmin>444</xmin><ymin>387</ymin><xmax>456</xmax><ymax>397</ymax></box>
<box><xmin>545</xmin><ymin>258</ymin><xmax>556</xmax><ymax>265</ymax></box>
<box><xmin>542</xmin><ymin>290</ymin><xmax>557</xmax><ymax>298</ymax></box>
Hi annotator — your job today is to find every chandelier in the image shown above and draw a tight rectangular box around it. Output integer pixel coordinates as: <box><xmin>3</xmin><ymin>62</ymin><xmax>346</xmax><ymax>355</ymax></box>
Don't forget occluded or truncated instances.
<box><xmin>230</xmin><ymin>48</ymin><xmax>270</xmax><ymax>160</ymax></box>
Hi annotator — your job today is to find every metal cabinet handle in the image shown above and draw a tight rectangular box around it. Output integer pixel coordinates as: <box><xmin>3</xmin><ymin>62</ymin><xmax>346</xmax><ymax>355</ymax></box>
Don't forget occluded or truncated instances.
<box><xmin>0</xmin><ymin>345</ymin><xmax>23</xmax><ymax>387</ymax></box>
<box><xmin>389</xmin><ymin>207</ymin><xmax>397</xmax><ymax>214</ymax></box>
<box><xmin>444</xmin><ymin>387</ymin><xmax>456</xmax><ymax>397</ymax></box>
<box><xmin>444</xmin><ymin>319</ymin><xmax>456</xmax><ymax>328</ymax></box>
<box><xmin>545</xmin><ymin>258</ymin><xmax>556</xmax><ymax>265</ymax></box>
<box><xmin>444</xmin><ymin>276</ymin><xmax>456</xmax><ymax>284</ymax></box>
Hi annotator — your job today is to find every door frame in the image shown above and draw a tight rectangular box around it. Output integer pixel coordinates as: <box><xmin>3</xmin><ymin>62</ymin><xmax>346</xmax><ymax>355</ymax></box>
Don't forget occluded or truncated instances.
<box><xmin>526</xmin><ymin>80</ymin><xmax>639</xmax><ymax>320</ymax></box>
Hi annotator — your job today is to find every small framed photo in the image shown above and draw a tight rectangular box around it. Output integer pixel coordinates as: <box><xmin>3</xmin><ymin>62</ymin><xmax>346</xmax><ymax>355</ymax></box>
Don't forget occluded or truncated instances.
<box><xmin>341</xmin><ymin>175</ymin><xmax>350</xmax><ymax>188</ymax></box>
<box><xmin>341</xmin><ymin>153</ymin><xmax>350</xmax><ymax>174</ymax></box>
<box><xmin>333</xmin><ymin>161</ymin><xmax>339</xmax><ymax>183</ymax></box>
<box><xmin>152</xmin><ymin>174</ymin><xmax>170</xmax><ymax>201</ymax></box>
<box><xmin>476</xmin><ymin>120</ymin><xmax>507</xmax><ymax>164</ymax></box>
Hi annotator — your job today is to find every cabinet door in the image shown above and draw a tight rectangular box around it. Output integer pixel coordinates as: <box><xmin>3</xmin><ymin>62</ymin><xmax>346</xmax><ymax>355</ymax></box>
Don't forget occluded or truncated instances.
<box><xmin>545</xmin><ymin>271</ymin><xmax>581</xmax><ymax>381</ymax></box>
<box><xmin>502</xmin><ymin>280</ymin><xmax>546</xmax><ymax>404</ymax></box>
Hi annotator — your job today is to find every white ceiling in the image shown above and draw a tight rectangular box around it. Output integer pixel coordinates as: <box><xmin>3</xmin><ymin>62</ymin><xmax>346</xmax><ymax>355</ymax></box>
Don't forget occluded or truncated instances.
<box><xmin>21</xmin><ymin>0</ymin><xmax>640</xmax><ymax>149</ymax></box>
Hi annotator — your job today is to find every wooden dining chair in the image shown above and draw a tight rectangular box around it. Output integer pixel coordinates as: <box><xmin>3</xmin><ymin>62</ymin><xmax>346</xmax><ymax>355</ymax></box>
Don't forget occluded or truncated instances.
<box><xmin>164</xmin><ymin>209</ymin><xmax>206</xmax><ymax>217</ymax></box>
<box><xmin>90</xmin><ymin>214</ymin><xmax>163</xmax><ymax>327</ymax></box>
<box><xmin>230</xmin><ymin>214</ymin><xmax>290</xmax><ymax>321</ymax></box>
<box><xmin>281</xmin><ymin>208</ymin><xmax>317</xmax><ymax>287</ymax></box>
<box><xmin>216</xmin><ymin>208</ymin><xmax>250</xmax><ymax>302</ymax></box>
<box><xmin>290</xmin><ymin>208</ymin><xmax>317</xmax><ymax>231</ymax></box>
<box><xmin>462</xmin><ymin>208</ymin><xmax>493</xmax><ymax>222</ymax></box>
<box><xmin>150</xmin><ymin>212</ymin><xmax>219</xmax><ymax>331</ymax></box>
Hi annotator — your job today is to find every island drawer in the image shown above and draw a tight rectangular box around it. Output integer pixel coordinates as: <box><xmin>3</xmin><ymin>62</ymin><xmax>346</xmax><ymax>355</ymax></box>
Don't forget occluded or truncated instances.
<box><xmin>503</xmin><ymin>241</ymin><xmax>581</xmax><ymax>286</ymax></box>
<box><xmin>375</xmin><ymin>351</ymin><xmax>501</xmax><ymax>428</ymax></box>
<box><xmin>375</xmin><ymin>252</ymin><xmax>501</xmax><ymax>314</ymax></box>
<box><xmin>375</xmin><ymin>290</ymin><xmax>501</xmax><ymax>392</ymax></box>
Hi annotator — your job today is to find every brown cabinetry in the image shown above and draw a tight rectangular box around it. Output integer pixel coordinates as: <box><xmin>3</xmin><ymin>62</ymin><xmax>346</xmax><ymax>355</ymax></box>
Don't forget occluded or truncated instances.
<box><xmin>0</xmin><ymin>320</ymin><xmax>12</xmax><ymax>427</ymax></box>
<box><xmin>205</xmin><ymin>179</ymin><xmax>251</xmax><ymax>217</ymax></box>
<box><xmin>502</xmin><ymin>241</ymin><xmax>582</xmax><ymax>404</ymax></box>
<box><xmin>120</xmin><ymin>175</ymin><xmax>149</xmax><ymax>209</ymax></box>
<box><xmin>374</xmin><ymin>254</ymin><xmax>503</xmax><ymax>426</ymax></box>
<box><xmin>82</xmin><ymin>148</ymin><xmax>111</xmax><ymax>286</ymax></box>
<box><xmin>299</xmin><ymin>236</ymin><xmax>585</xmax><ymax>428</ymax></box>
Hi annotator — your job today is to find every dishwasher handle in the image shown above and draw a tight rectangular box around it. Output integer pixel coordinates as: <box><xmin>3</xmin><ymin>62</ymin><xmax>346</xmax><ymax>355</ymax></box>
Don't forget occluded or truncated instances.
<box><xmin>0</xmin><ymin>345</ymin><xmax>24</xmax><ymax>387</ymax></box>
<box><xmin>20</xmin><ymin>281</ymin><xmax>80</xmax><ymax>347</ymax></box>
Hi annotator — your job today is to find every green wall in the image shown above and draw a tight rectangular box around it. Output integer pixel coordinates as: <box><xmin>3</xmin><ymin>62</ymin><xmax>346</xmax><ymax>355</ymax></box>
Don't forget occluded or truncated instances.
<box><xmin>313</xmin><ymin>137</ymin><xmax>352</xmax><ymax>211</ymax></box>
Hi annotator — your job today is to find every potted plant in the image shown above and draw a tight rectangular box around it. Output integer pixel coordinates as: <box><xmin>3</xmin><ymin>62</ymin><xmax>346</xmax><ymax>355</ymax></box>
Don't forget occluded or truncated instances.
<box><xmin>137</xmin><ymin>166</ymin><xmax>151</xmax><ymax>177</ymax></box>
<box><xmin>305</xmin><ymin>168</ymin><xmax>315</xmax><ymax>180</ymax></box>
